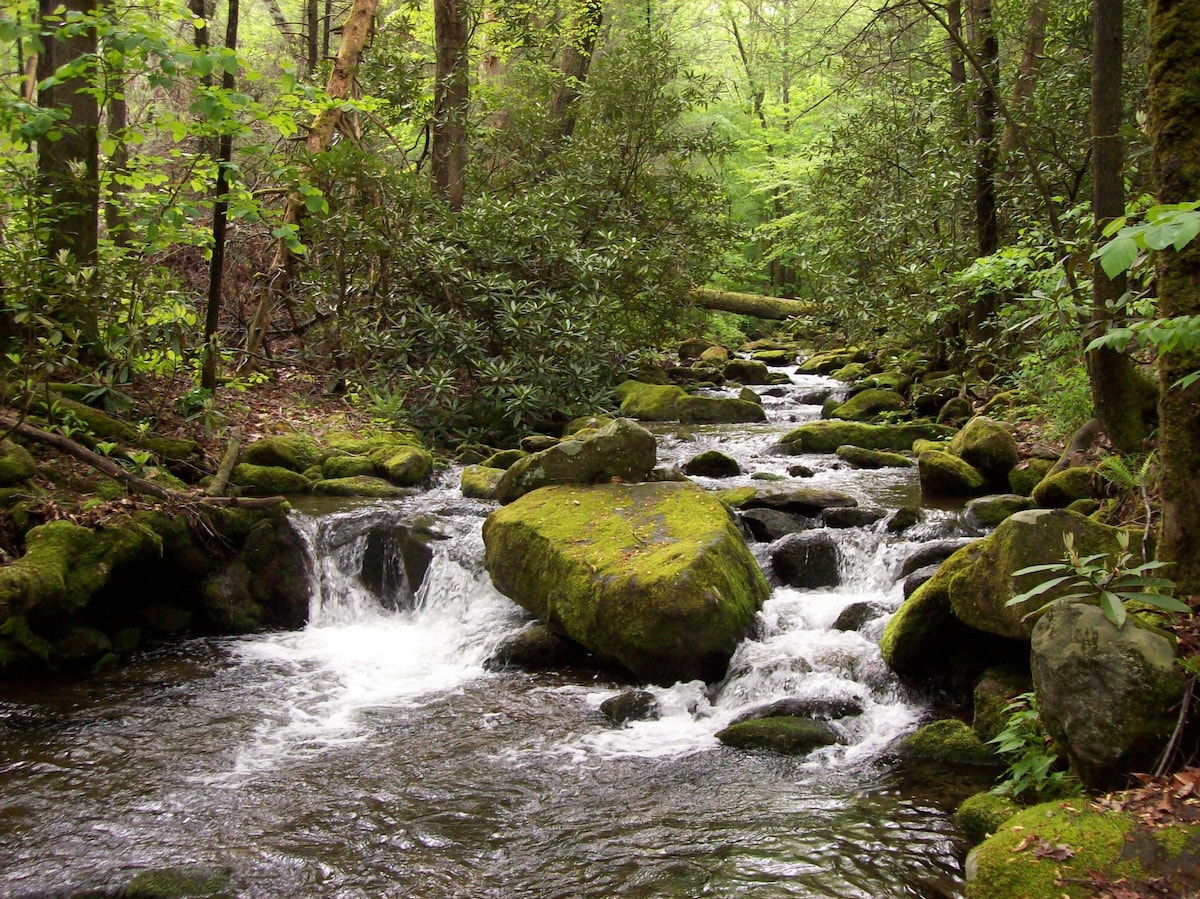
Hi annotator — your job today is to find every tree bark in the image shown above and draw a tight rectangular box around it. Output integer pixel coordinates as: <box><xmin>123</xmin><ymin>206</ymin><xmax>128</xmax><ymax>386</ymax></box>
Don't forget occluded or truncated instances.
<box><xmin>548</xmin><ymin>0</ymin><xmax>603</xmax><ymax>142</ymax></box>
<box><xmin>1148</xmin><ymin>0</ymin><xmax>1200</xmax><ymax>597</ymax></box>
<box><xmin>307</xmin><ymin>0</ymin><xmax>319</xmax><ymax>72</ymax></box>
<box><xmin>203</xmin><ymin>0</ymin><xmax>239</xmax><ymax>391</ymax></box>
<box><xmin>432</xmin><ymin>0</ymin><xmax>469</xmax><ymax>210</ymax></box>
<box><xmin>964</xmin><ymin>0</ymin><xmax>1000</xmax><ymax>340</ymax></box>
<box><xmin>1087</xmin><ymin>0</ymin><xmax>1157</xmax><ymax>455</ymax></box>
<box><xmin>690</xmin><ymin>288</ymin><xmax>812</xmax><ymax>320</ymax></box>
<box><xmin>1000</xmin><ymin>0</ymin><xmax>1047</xmax><ymax>156</ymax></box>
<box><xmin>242</xmin><ymin>0</ymin><xmax>378</xmax><ymax>369</ymax></box>
<box><xmin>37</xmin><ymin>0</ymin><xmax>100</xmax><ymax>348</ymax></box>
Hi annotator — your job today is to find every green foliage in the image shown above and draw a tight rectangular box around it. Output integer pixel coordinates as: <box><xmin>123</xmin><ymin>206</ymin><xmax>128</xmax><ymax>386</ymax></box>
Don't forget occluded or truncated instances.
<box><xmin>988</xmin><ymin>692</ymin><xmax>1080</xmax><ymax>801</ymax></box>
<box><xmin>1007</xmin><ymin>530</ymin><xmax>1189</xmax><ymax>629</ymax></box>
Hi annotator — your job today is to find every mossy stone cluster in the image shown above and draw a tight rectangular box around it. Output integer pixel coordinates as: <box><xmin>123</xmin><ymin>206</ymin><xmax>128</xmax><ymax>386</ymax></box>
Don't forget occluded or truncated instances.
<box><xmin>776</xmin><ymin>420</ymin><xmax>953</xmax><ymax>454</ymax></box>
<box><xmin>825</xmin><ymin>388</ymin><xmax>906</xmax><ymax>422</ymax></box>
<box><xmin>917</xmin><ymin>416</ymin><xmax>1020</xmax><ymax>498</ymax></box>
<box><xmin>482</xmin><ymin>482</ymin><xmax>769</xmax><ymax>684</ymax></box>
<box><xmin>955</xmin><ymin>792</ymin><xmax>1019</xmax><ymax>847</ymax></box>
<box><xmin>232</xmin><ymin>431</ymin><xmax>433</xmax><ymax>497</ymax></box>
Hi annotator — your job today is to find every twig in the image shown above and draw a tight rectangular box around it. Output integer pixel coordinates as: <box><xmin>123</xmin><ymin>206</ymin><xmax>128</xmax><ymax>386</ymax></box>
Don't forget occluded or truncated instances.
<box><xmin>1154</xmin><ymin>675</ymin><xmax>1196</xmax><ymax>778</ymax></box>
<box><xmin>205</xmin><ymin>426</ymin><xmax>243</xmax><ymax>497</ymax></box>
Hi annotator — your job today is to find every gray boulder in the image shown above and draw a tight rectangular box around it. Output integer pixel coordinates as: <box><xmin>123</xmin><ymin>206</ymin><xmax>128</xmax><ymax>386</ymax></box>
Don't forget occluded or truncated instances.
<box><xmin>769</xmin><ymin>531</ymin><xmax>840</xmax><ymax>589</ymax></box>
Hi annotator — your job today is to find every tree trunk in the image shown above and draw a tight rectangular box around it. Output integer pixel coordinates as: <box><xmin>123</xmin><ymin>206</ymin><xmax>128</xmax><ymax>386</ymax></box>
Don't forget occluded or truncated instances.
<box><xmin>548</xmin><ymin>0</ymin><xmax>603</xmax><ymax>142</ymax></box>
<box><xmin>1087</xmin><ymin>0</ymin><xmax>1158</xmax><ymax>454</ymax></box>
<box><xmin>242</xmin><ymin>0</ymin><xmax>379</xmax><ymax>369</ymax></box>
<box><xmin>1148</xmin><ymin>0</ymin><xmax>1200</xmax><ymax>597</ymax></box>
<box><xmin>947</xmin><ymin>0</ymin><xmax>965</xmax><ymax>90</ymax></box>
<box><xmin>203</xmin><ymin>0</ymin><xmax>239</xmax><ymax>391</ymax></box>
<box><xmin>432</xmin><ymin>0</ymin><xmax>469</xmax><ymax>210</ymax></box>
<box><xmin>964</xmin><ymin>0</ymin><xmax>1000</xmax><ymax>339</ymax></box>
<box><xmin>1000</xmin><ymin>0</ymin><xmax>1047</xmax><ymax>156</ymax></box>
<box><xmin>37</xmin><ymin>0</ymin><xmax>101</xmax><ymax>348</ymax></box>
<box><xmin>307</xmin><ymin>0</ymin><xmax>319</xmax><ymax>72</ymax></box>
<box><xmin>690</xmin><ymin>288</ymin><xmax>812</xmax><ymax>320</ymax></box>
<box><xmin>103</xmin><ymin>20</ymin><xmax>129</xmax><ymax>248</ymax></box>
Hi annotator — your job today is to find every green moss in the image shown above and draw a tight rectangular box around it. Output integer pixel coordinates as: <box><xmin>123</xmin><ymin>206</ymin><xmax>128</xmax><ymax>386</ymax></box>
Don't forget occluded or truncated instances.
<box><xmin>972</xmin><ymin>667</ymin><xmax>1033</xmax><ymax>743</ymax></box>
<box><xmin>798</xmin><ymin>347</ymin><xmax>868</xmax><ymax>374</ymax></box>
<box><xmin>713</xmin><ymin>486</ymin><xmax>758</xmax><ymax>508</ymax></box>
<box><xmin>243</xmin><ymin>435</ymin><xmax>322</xmax><ymax>471</ymax></box>
<box><xmin>379</xmin><ymin>445</ymin><xmax>434</xmax><ymax>486</ymax></box>
<box><xmin>0</xmin><ymin>440</ymin><xmax>35</xmax><ymax>485</ymax></box>
<box><xmin>462</xmin><ymin>465</ymin><xmax>505</xmax><ymax>500</ymax></box>
<box><xmin>481</xmin><ymin>449</ymin><xmax>528</xmax><ymax>470</ymax></box>
<box><xmin>828</xmin><ymin>388</ymin><xmax>906</xmax><ymax>422</ymax></box>
<box><xmin>779</xmin><ymin>420</ymin><xmax>954</xmax><ymax>453</ymax></box>
<box><xmin>483</xmin><ymin>482</ymin><xmax>769</xmax><ymax>684</ymax></box>
<box><xmin>860</xmin><ymin>370</ymin><xmax>913</xmax><ymax>393</ymax></box>
<box><xmin>900</xmin><ymin>719</ymin><xmax>1000</xmax><ymax>766</ymax></box>
<box><xmin>950</xmin><ymin>416</ymin><xmax>1020</xmax><ymax>483</ymax></box>
<box><xmin>715</xmin><ymin>716</ymin><xmax>839</xmax><ymax>754</ymax></box>
<box><xmin>723</xmin><ymin>358</ymin><xmax>772</xmax><ymax>384</ymax></box>
<box><xmin>835</xmin><ymin>445</ymin><xmax>912</xmax><ymax>469</ymax></box>
<box><xmin>919</xmin><ymin>449</ymin><xmax>987</xmax><ymax>496</ymax></box>
<box><xmin>311</xmin><ymin>476</ymin><xmax>407</xmax><ymax>498</ymax></box>
<box><xmin>321</xmin><ymin>454</ymin><xmax>377</xmax><ymax>479</ymax></box>
<box><xmin>1031</xmin><ymin>467</ymin><xmax>1097</xmax><ymax>508</ymax></box>
<box><xmin>676</xmin><ymin>395</ymin><xmax>767</xmax><ymax>424</ymax></box>
<box><xmin>956</xmin><ymin>792</ymin><xmax>1020</xmax><ymax>846</ymax></box>
<box><xmin>230</xmin><ymin>463</ymin><xmax>311</xmax><ymax>495</ymax></box>
<box><xmin>616</xmin><ymin>381</ymin><xmax>686</xmax><ymax>421</ymax></box>
<box><xmin>0</xmin><ymin>615</ymin><xmax>53</xmax><ymax>662</ymax></box>
<box><xmin>123</xmin><ymin>865</ymin><xmax>234</xmax><ymax>898</ymax></box>
<box><xmin>1008</xmin><ymin>458</ymin><xmax>1055</xmax><ymax>496</ymax></box>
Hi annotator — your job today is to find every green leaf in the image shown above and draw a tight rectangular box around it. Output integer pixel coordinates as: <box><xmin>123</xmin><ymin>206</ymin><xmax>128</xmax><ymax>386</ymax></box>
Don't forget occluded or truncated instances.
<box><xmin>1100</xmin><ymin>591</ymin><xmax>1127</xmax><ymax>628</ymax></box>
<box><xmin>1122</xmin><ymin>593</ymin><xmax>1192</xmax><ymax>613</ymax></box>
<box><xmin>1099</xmin><ymin>237</ymin><xmax>1139</xmax><ymax>278</ymax></box>
<box><xmin>1012</xmin><ymin>563</ymin><xmax>1070</xmax><ymax>577</ymax></box>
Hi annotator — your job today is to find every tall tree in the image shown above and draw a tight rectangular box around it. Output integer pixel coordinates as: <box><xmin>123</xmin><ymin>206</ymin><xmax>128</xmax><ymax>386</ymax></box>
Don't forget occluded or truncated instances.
<box><xmin>548</xmin><ymin>0</ymin><xmax>604</xmax><ymax>143</ymax></box>
<box><xmin>999</xmin><ymin>0</ymin><xmax>1047</xmax><ymax>156</ymax></box>
<box><xmin>432</xmin><ymin>0</ymin><xmax>469</xmax><ymax>210</ymax></box>
<box><xmin>36</xmin><ymin>0</ymin><xmax>100</xmax><ymax>348</ymax></box>
<box><xmin>1086</xmin><ymin>0</ymin><xmax>1157</xmax><ymax>454</ymax></box>
<box><xmin>966</xmin><ymin>0</ymin><xmax>999</xmax><ymax>339</ymax></box>
<box><xmin>1147</xmin><ymin>0</ymin><xmax>1200</xmax><ymax>597</ymax></box>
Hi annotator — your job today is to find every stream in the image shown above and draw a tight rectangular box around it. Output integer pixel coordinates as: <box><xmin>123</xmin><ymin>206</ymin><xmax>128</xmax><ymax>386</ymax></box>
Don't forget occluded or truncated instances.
<box><xmin>0</xmin><ymin>367</ymin><xmax>988</xmax><ymax>898</ymax></box>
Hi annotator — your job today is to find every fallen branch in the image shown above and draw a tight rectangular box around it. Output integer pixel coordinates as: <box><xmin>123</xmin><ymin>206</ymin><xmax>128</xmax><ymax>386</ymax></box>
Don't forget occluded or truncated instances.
<box><xmin>205</xmin><ymin>426</ymin><xmax>243</xmax><ymax>497</ymax></box>
<box><xmin>0</xmin><ymin>414</ymin><xmax>285</xmax><ymax>509</ymax></box>
<box><xmin>689</xmin><ymin>287</ymin><xmax>814</xmax><ymax>321</ymax></box>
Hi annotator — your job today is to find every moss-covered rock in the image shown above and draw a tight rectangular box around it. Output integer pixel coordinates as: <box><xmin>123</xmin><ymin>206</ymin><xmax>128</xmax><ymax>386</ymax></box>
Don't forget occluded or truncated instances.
<box><xmin>616</xmin><ymin>381</ymin><xmax>687</xmax><ymax>421</ymax></box>
<box><xmin>564</xmin><ymin>415</ymin><xmax>614</xmax><ymax>437</ymax></box>
<box><xmin>311</xmin><ymin>476</ymin><xmax>406</xmax><ymax>498</ymax></box>
<box><xmin>320</xmin><ymin>454</ymin><xmax>377</xmax><ymax>480</ymax></box>
<box><xmin>122</xmin><ymin>864</ymin><xmax>235</xmax><ymax>898</ymax></box>
<box><xmin>898</xmin><ymin>718</ymin><xmax>1001</xmax><ymax>766</ymax></box>
<box><xmin>29</xmin><ymin>393</ymin><xmax>201</xmax><ymax>462</ymax></box>
<box><xmin>828</xmin><ymin>388</ymin><xmax>906</xmax><ymax>422</ymax></box>
<box><xmin>700</xmin><ymin>345</ymin><xmax>731</xmax><ymax>364</ymax></box>
<box><xmin>964</xmin><ymin>493</ymin><xmax>1036</xmax><ymax>529</ymax></box>
<box><xmin>600</xmin><ymin>689</ymin><xmax>661</xmax><ymax>723</ymax></box>
<box><xmin>949</xmin><ymin>417</ymin><xmax>1020</xmax><ymax>485</ymax></box>
<box><xmin>1008</xmin><ymin>458</ymin><xmax>1054</xmax><ymax>496</ymax></box>
<box><xmin>1030</xmin><ymin>466</ymin><xmax>1097</xmax><ymax>508</ymax></box>
<box><xmin>481</xmin><ymin>449</ymin><xmax>527</xmax><ymax>470</ymax></box>
<box><xmin>496</xmin><ymin>418</ymin><xmax>657</xmax><ymax>505</ymax></box>
<box><xmin>972</xmin><ymin>666</ymin><xmax>1033</xmax><ymax>743</ymax></box>
<box><xmin>798</xmin><ymin>348</ymin><xmax>868</xmax><ymax>374</ymax></box>
<box><xmin>0</xmin><ymin>440</ymin><xmax>36</xmax><ymax>485</ymax></box>
<box><xmin>231</xmin><ymin>463</ymin><xmax>311</xmax><ymax>496</ymax></box>
<box><xmin>834</xmin><ymin>445</ymin><xmax>913</xmax><ymax>469</ymax></box>
<box><xmin>723</xmin><ymin>358</ymin><xmax>772</xmax><ymax>384</ymax></box>
<box><xmin>830</xmin><ymin>361</ymin><xmax>869</xmax><ymax>381</ymax></box>
<box><xmin>482</xmin><ymin>482</ymin><xmax>769</xmax><ymax>684</ymax></box>
<box><xmin>955</xmin><ymin>792</ymin><xmax>1020</xmax><ymax>847</ymax></box>
<box><xmin>676</xmin><ymin>395</ymin><xmax>767</xmax><ymax>424</ymax></box>
<box><xmin>937</xmin><ymin>396</ymin><xmax>974</xmax><ymax>424</ymax></box>
<box><xmin>1032</xmin><ymin>602</ymin><xmax>1183</xmax><ymax>790</ymax></box>
<box><xmin>682</xmin><ymin>450</ymin><xmax>741</xmax><ymax>478</ymax></box>
<box><xmin>778</xmin><ymin>420</ymin><xmax>953</xmax><ymax>454</ymax></box>
<box><xmin>715</xmin><ymin>716</ymin><xmax>840</xmax><ymax>754</ymax></box>
<box><xmin>462</xmin><ymin>465</ymin><xmax>505</xmax><ymax>501</ymax></box>
<box><xmin>860</xmin><ymin>370</ymin><xmax>913</xmax><ymax>393</ymax></box>
<box><xmin>966</xmin><ymin>801</ymin><xmax>1200</xmax><ymax>899</ymax></box>
<box><xmin>738</xmin><ymin>386</ymin><xmax>764</xmax><ymax>406</ymax></box>
<box><xmin>741</xmin><ymin>485</ymin><xmax>857</xmax><ymax>516</ymax></box>
<box><xmin>520</xmin><ymin>435</ymin><xmax>560</xmax><ymax>453</ymax></box>
<box><xmin>948</xmin><ymin>509</ymin><xmax>1135</xmax><ymax>640</ymax></box>
<box><xmin>242</xmin><ymin>435</ymin><xmax>322</xmax><ymax>471</ymax></box>
<box><xmin>752</xmin><ymin>349</ymin><xmax>795</xmax><ymax>366</ymax></box>
<box><xmin>379</xmin><ymin>445</ymin><xmax>434</xmax><ymax>486</ymax></box>
<box><xmin>918</xmin><ymin>449</ymin><xmax>987</xmax><ymax>496</ymax></box>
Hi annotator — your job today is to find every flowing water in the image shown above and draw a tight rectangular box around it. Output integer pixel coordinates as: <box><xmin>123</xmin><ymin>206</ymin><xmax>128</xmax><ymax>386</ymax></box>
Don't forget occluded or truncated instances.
<box><xmin>0</xmin><ymin>368</ymin><xmax>987</xmax><ymax>898</ymax></box>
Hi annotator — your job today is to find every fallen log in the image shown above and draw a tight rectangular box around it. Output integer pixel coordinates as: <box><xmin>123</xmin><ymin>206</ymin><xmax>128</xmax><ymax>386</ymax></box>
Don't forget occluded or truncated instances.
<box><xmin>690</xmin><ymin>287</ymin><xmax>815</xmax><ymax>321</ymax></box>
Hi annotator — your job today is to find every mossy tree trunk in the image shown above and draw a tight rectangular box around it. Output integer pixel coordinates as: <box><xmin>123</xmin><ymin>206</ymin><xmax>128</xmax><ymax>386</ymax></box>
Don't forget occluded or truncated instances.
<box><xmin>966</xmin><ymin>0</ymin><xmax>1000</xmax><ymax>340</ymax></box>
<box><xmin>1087</xmin><ymin>0</ymin><xmax>1158</xmax><ymax>454</ymax></box>
<box><xmin>1148</xmin><ymin>0</ymin><xmax>1200</xmax><ymax>598</ymax></box>
<box><xmin>432</xmin><ymin>0</ymin><xmax>469</xmax><ymax>211</ymax></box>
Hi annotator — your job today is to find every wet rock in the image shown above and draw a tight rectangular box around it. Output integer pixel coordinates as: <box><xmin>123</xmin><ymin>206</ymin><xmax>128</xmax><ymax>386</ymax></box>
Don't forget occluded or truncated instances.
<box><xmin>1032</xmin><ymin>602</ymin><xmax>1182</xmax><ymax>790</ymax></box>
<box><xmin>778</xmin><ymin>420</ymin><xmax>953</xmax><ymax>454</ymax></box>
<box><xmin>676</xmin><ymin>395</ymin><xmax>767</xmax><ymax>425</ymax></box>
<box><xmin>885</xmin><ymin>506</ymin><xmax>922</xmax><ymax>533</ymax></box>
<box><xmin>738</xmin><ymin>508</ymin><xmax>812</xmax><ymax>542</ymax></box>
<box><xmin>769</xmin><ymin>531</ymin><xmax>840</xmax><ymax>589</ymax></box>
<box><xmin>715</xmin><ymin>716</ymin><xmax>840</xmax><ymax>754</ymax></box>
<box><xmin>822</xmin><ymin>507</ymin><xmax>886</xmax><ymax>529</ymax></box>
<box><xmin>833</xmin><ymin>601</ymin><xmax>886</xmax><ymax>632</ymax></box>
<box><xmin>359</xmin><ymin>523</ymin><xmax>437</xmax><ymax>610</ymax></box>
<box><xmin>682</xmin><ymin>450</ymin><xmax>741</xmax><ymax>479</ymax></box>
<box><xmin>483</xmin><ymin>483</ymin><xmax>768</xmax><ymax>684</ymax></box>
<box><xmin>897</xmin><ymin>719</ymin><xmax>1001</xmax><ymax>767</ymax></box>
<box><xmin>311</xmin><ymin>476</ymin><xmax>406</xmax><ymax>498</ymax></box>
<box><xmin>902</xmin><ymin>563</ymin><xmax>941</xmax><ymax>599</ymax></box>
<box><xmin>461</xmin><ymin>465</ymin><xmax>505</xmax><ymax>501</ymax></box>
<box><xmin>918</xmin><ymin>450</ymin><xmax>986</xmax><ymax>497</ymax></box>
<box><xmin>496</xmin><ymin>418</ymin><xmax>658</xmax><ymax>505</ymax></box>
<box><xmin>898</xmin><ymin>538</ymin><xmax>975</xmax><ymax>577</ymax></box>
<box><xmin>834</xmin><ymin>445</ymin><xmax>912</xmax><ymax>469</ymax></box>
<box><xmin>827</xmin><ymin>389</ymin><xmax>906</xmax><ymax>422</ymax></box>
<box><xmin>762</xmin><ymin>386</ymin><xmax>790</xmax><ymax>398</ymax></box>
<box><xmin>795</xmin><ymin>387</ymin><xmax>836</xmax><ymax>405</ymax></box>
<box><xmin>119</xmin><ymin>864</ymin><xmax>236</xmax><ymax>898</ymax></box>
<box><xmin>730</xmin><ymin>696</ymin><xmax>863</xmax><ymax>725</ymax></box>
<box><xmin>738</xmin><ymin>386</ymin><xmax>763</xmax><ymax>405</ymax></box>
<box><xmin>787</xmin><ymin>464</ymin><xmax>815</xmax><ymax>478</ymax></box>
<box><xmin>647</xmin><ymin>465</ymin><xmax>690</xmax><ymax>483</ymax></box>
<box><xmin>615</xmin><ymin>381</ymin><xmax>686</xmax><ymax>421</ymax></box>
<box><xmin>723</xmin><ymin>359</ymin><xmax>772</xmax><ymax>384</ymax></box>
<box><xmin>741</xmin><ymin>485</ymin><xmax>857</xmax><ymax>517</ymax></box>
<box><xmin>489</xmin><ymin>622</ymin><xmax>595</xmax><ymax>672</ymax></box>
<box><xmin>600</xmin><ymin>690</ymin><xmax>660</xmax><ymax>724</ymax></box>
<box><xmin>964</xmin><ymin>493</ymin><xmax>1035</xmax><ymax>529</ymax></box>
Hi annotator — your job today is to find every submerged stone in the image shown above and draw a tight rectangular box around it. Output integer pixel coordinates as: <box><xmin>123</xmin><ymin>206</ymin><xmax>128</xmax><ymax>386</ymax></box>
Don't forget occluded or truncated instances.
<box><xmin>715</xmin><ymin>716</ymin><xmax>840</xmax><ymax>753</ymax></box>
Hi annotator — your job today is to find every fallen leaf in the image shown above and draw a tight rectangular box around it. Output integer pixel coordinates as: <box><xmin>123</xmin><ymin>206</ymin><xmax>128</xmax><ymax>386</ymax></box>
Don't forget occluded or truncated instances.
<box><xmin>1033</xmin><ymin>839</ymin><xmax>1076</xmax><ymax>861</ymax></box>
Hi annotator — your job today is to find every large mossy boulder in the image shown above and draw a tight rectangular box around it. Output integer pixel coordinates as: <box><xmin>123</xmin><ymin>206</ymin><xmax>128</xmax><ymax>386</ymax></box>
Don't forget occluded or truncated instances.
<box><xmin>918</xmin><ymin>449</ymin><xmax>987</xmax><ymax>497</ymax></box>
<box><xmin>944</xmin><ymin>508</ymin><xmax>1135</xmax><ymax>640</ymax></box>
<box><xmin>482</xmin><ymin>482</ymin><xmax>769</xmax><ymax>684</ymax></box>
<box><xmin>682</xmin><ymin>450</ymin><xmax>741</xmax><ymax>478</ymax></box>
<box><xmin>311</xmin><ymin>476</ymin><xmax>406</xmax><ymax>498</ymax></box>
<box><xmin>231</xmin><ymin>463</ymin><xmax>311</xmax><ymax>496</ymax></box>
<box><xmin>496</xmin><ymin>417</ymin><xmax>657</xmax><ymax>505</ymax></box>
<box><xmin>897</xmin><ymin>719</ymin><xmax>1000</xmax><ymax>767</ymax></box>
<box><xmin>955</xmin><ymin>792</ymin><xmax>1020</xmax><ymax>847</ymax></box>
<box><xmin>950</xmin><ymin>416</ymin><xmax>1020</xmax><ymax>485</ymax></box>
<box><xmin>1031</xmin><ymin>603</ymin><xmax>1183</xmax><ymax>790</ymax></box>
<box><xmin>827</xmin><ymin>388</ymin><xmax>906</xmax><ymax>422</ymax></box>
<box><xmin>378</xmin><ymin>445</ymin><xmax>434</xmax><ymax>486</ymax></box>
<box><xmin>1030</xmin><ymin>466</ymin><xmax>1097</xmax><ymax>508</ymax></box>
<box><xmin>676</xmin><ymin>395</ymin><xmax>767</xmax><ymax>424</ymax></box>
<box><xmin>723</xmin><ymin>358</ymin><xmax>772</xmax><ymax>384</ymax></box>
<box><xmin>835</xmin><ymin>445</ymin><xmax>912</xmax><ymax>469</ymax></box>
<box><xmin>965</xmin><ymin>801</ymin><xmax>1200</xmax><ymax>899</ymax></box>
<box><xmin>715</xmin><ymin>716</ymin><xmax>840</xmax><ymax>754</ymax></box>
<box><xmin>778</xmin><ymin>420</ymin><xmax>953</xmax><ymax>454</ymax></box>
<box><xmin>615</xmin><ymin>381</ymin><xmax>686</xmax><ymax>421</ymax></box>
<box><xmin>0</xmin><ymin>440</ymin><xmax>36</xmax><ymax>485</ymax></box>
<box><xmin>1008</xmin><ymin>458</ymin><xmax>1055</xmax><ymax>496</ymax></box>
<box><xmin>964</xmin><ymin>493</ymin><xmax>1035</xmax><ymax>529</ymax></box>
<box><xmin>242</xmin><ymin>435</ymin><xmax>321</xmax><ymax>472</ymax></box>
<box><xmin>461</xmin><ymin>465</ymin><xmax>505</xmax><ymax>500</ymax></box>
<box><xmin>798</xmin><ymin>348</ymin><xmax>868</xmax><ymax>374</ymax></box>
